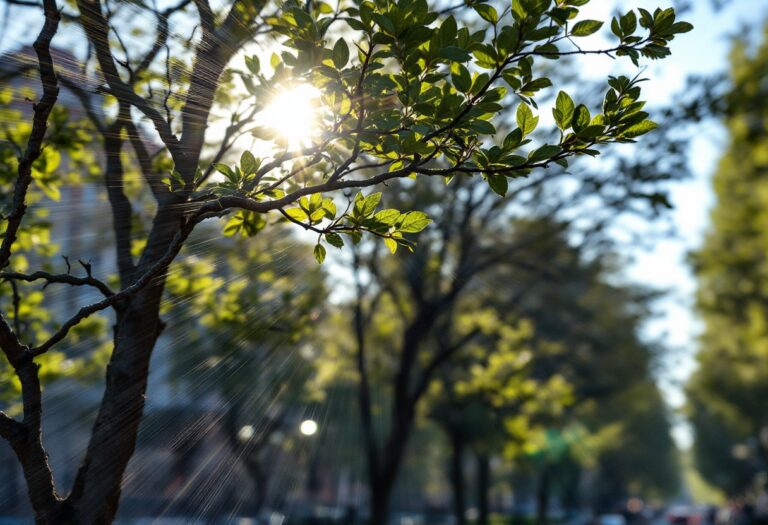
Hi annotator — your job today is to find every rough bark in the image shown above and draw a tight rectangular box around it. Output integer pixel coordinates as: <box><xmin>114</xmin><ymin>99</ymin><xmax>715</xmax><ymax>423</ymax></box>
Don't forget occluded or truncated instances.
<box><xmin>66</xmin><ymin>207</ymin><xmax>183</xmax><ymax>523</ymax></box>
<box><xmin>9</xmin><ymin>360</ymin><xmax>63</xmax><ymax>524</ymax></box>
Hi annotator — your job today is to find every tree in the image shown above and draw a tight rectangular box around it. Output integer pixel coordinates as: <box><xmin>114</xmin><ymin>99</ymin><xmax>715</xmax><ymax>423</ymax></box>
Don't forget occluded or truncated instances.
<box><xmin>0</xmin><ymin>0</ymin><xmax>689</xmax><ymax>522</ymax></box>
<box><xmin>339</xmin><ymin>163</ymin><xmax>681</xmax><ymax>525</ymax></box>
<box><xmin>497</xmin><ymin>224</ymin><xmax>679</xmax><ymax>517</ymax></box>
<box><xmin>688</xmin><ymin>22</ymin><xmax>768</xmax><ymax>495</ymax></box>
<box><xmin>428</xmin><ymin>316</ymin><xmax>571</xmax><ymax>525</ymax></box>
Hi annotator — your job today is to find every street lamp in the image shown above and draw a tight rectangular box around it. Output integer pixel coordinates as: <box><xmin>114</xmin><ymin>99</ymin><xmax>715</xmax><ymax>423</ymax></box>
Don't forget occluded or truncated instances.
<box><xmin>238</xmin><ymin>424</ymin><xmax>255</xmax><ymax>442</ymax></box>
<box><xmin>299</xmin><ymin>419</ymin><xmax>318</xmax><ymax>437</ymax></box>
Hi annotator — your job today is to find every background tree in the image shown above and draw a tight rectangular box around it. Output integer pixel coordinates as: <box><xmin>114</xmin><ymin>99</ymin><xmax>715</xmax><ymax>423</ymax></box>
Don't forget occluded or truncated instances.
<box><xmin>688</xmin><ymin>21</ymin><xmax>768</xmax><ymax>496</ymax></box>
<box><xmin>336</xmin><ymin>168</ymin><xmax>681</xmax><ymax>524</ymax></box>
<box><xmin>428</xmin><ymin>316</ymin><xmax>571</xmax><ymax>525</ymax></box>
<box><xmin>496</xmin><ymin>221</ymin><xmax>680</xmax><ymax>519</ymax></box>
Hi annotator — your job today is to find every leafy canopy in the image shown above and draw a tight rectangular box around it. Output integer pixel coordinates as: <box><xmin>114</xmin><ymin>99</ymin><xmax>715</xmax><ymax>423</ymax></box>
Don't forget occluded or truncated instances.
<box><xmin>200</xmin><ymin>0</ymin><xmax>690</xmax><ymax>262</ymax></box>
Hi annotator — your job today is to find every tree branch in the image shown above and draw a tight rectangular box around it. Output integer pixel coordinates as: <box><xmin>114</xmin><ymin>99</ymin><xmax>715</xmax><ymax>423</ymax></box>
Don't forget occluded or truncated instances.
<box><xmin>0</xmin><ymin>270</ymin><xmax>114</xmax><ymax>298</ymax></box>
<box><xmin>75</xmin><ymin>0</ymin><xmax>182</xmax><ymax>161</ymax></box>
<box><xmin>28</xmin><ymin>205</ymin><xmax>209</xmax><ymax>356</ymax></box>
<box><xmin>0</xmin><ymin>411</ymin><xmax>24</xmax><ymax>443</ymax></box>
<box><xmin>102</xmin><ymin>111</ymin><xmax>137</xmax><ymax>286</ymax></box>
<box><xmin>0</xmin><ymin>0</ymin><xmax>60</xmax><ymax>271</ymax></box>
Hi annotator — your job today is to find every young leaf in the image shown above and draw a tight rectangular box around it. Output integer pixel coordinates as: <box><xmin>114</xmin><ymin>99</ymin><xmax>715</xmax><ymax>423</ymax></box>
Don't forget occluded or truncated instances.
<box><xmin>332</xmin><ymin>38</ymin><xmax>349</xmax><ymax>69</ymax></box>
<box><xmin>240</xmin><ymin>150</ymin><xmax>258</xmax><ymax>175</ymax></box>
<box><xmin>374</xmin><ymin>209</ymin><xmax>400</xmax><ymax>225</ymax></box>
<box><xmin>571</xmin><ymin>20</ymin><xmax>603</xmax><ymax>37</ymax></box>
<box><xmin>516</xmin><ymin>104</ymin><xmax>538</xmax><ymax>136</ymax></box>
<box><xmin>325</xmin><ymin>232</ymin><xmax>344</xmax><ymax>248</ymax></box>
<box><xmin>554</xmin><ymin>91</ymin><xmax>575</xmax><ymax>129</ymax></box>
<box><xmin>313</xmin><ymin>244</ymin><xmax>326</xmax><ymax>264</ymax></box>
<box><xmin>362</xmin><ymin>192</ymin><xmax>382</xmax><ymax>216</ymax></box>
<box><xmin>397</xmin><ymin>211</ymin><xmax>431</xmax><ymax>233</ymax></box>
<box><xmin>384</xmin><ymin>237</ymin><xmax>398</xmax><ymax>254</ymax></box>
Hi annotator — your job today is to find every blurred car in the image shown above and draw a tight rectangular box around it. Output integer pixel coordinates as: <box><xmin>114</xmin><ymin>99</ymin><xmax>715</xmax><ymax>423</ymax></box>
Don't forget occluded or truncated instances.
<box><xmin>667</xmin><ymin>505</ymin><xmax>703</xmax><ymax>525</ymax></box>
<box><xmin>598</xmin><ymin>514</ymin><xmax>627</xmax><ymax>525</ymax></box>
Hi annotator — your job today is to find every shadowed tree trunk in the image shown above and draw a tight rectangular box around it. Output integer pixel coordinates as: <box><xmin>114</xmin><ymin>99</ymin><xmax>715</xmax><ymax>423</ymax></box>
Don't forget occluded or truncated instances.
<box><xmin>450</xmin><ymin>431</ymin><xmax>467</xmax><ymax>525</ymax></box>
<box><xmin>67</xmin><ymin>241</ymin><xmax>177</xmax><ymax>523</ymax></box>
<box><xmin>477</xmin><ymin>453</ymin><xmax>490</xmax><ymax>525</ymax></box>
<box><xmin>536</xmin><ymin>468</ymin><xmax>551</xmax><ymax>525</ymax></box>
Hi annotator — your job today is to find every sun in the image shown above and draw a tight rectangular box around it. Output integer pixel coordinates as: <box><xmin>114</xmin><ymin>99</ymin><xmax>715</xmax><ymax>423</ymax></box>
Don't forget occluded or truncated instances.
<box><xmin>257</xmin><ymin>83</ymin><xmax>322</xmax><ymax>149</ymax></box>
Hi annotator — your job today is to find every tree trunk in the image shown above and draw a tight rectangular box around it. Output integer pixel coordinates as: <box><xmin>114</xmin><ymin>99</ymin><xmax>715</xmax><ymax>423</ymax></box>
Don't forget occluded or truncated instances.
<box><xmin>7</xmin><ymin>360</ymin><xmax>64</xmax><ymax>524</ymax></box>
<box><xmin>369</xmin><ymin>422</ymin><xmax>412</xmax><ymax>525</ymax></box>
<box><xmin>64</xmin><ymin>208</ymin><xmax>182</xmax><ymax>524</ymax></box>
<box><xmin>449</xmin><ymin>431</ymin><xmax>466</xmax><ymax>525</ymax></box>
<box><xmin>66</xmin><ymin>293</ymin><xmax>163</xmax><ymax>523</ymax></box>
<box><xmin>477</xmin><ymin>453</ymin><xmax>490</xmax><ymax>525</ymax></box>
<box><xmin>536</xmin><ymin>468</ymin><xmax>551</xmax><ymax>525</ymax></box>
<box><xmin>370</xmin><ymin>477</ymin><xmax>393</xmax><ymax>525</ymax></box>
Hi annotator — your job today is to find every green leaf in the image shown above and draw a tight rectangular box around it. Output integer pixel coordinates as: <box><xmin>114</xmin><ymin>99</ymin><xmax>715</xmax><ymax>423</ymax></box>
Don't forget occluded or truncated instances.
<box><xmin>439</xmin><ymin>16</ymin><xmax>457</xmax><ymax>45</ymax></box>
<box><xmin>313</xmin><ymin>244</ymin><xmax>326</xmax><ymax>264</ymax></box>
<box><xmin>529</xmin><ymin>144</ymin><xmax>562</xmax><ymax>162</ymax></box>
<box><xmin>245</xmin><ymin>55</ymin><xmax>260</xmax><ymax>75</ymax></box>
<box><xmin>362</xmin><ymin>192</ymin><xmax>382</xmax><ymax>216</ymax></box>
<box><xmin>571</xmin><ymin>19</ymin><xmax>603</xmax><ymax>37</ymax></box>
<box><xmin>384</xmin><ymin>237</ymin><xmax>398</xmax><ymax>254</ymax></box>
<box><xmin>451</xmin><ymin>63</ymin><xmax>472</xmax><ymax>93</ymax></box>
<box><xmin>325</xmin><ymin>232</ymin><xmax>344</xmax><ymax>248</ymax></box>
<box><xmin>554</xmin><ymin>91</ymin><xmax>575</xmax><ymax>129</ymax></box>
<box><xmin>620</xmin><ymin>11</ymin><xmax>637</xmax><ymax>35</ymax></box>
<box><xmin>474</xmin><ymin>4</ymin><xmax>498</xmax><ymax>24</ymax></box>
<box><xmin>374</xmin><ymin>209</ymin><xmax>400</xmax><ymax>225</ymax></box>
<box><xmin>516</xmin><ymin>104</ymin><xmax>538</xmax><ymax>136</ymax></box>
<box><xmin>511</xmin><ymin>0</ymin><xmax>527</xmax><ymax>20</ymax></box>
<box><xmin>572</xmin><ymin>104</ymin><xmax>590</xmax><ymax>132</ymax></box>
<box><xmin>322</xmin><ymin>198</ymin><xmax>337</xmax><ymax>219</ymax></box>
<box><xmin>332</xmin><ymin>38</ymin><xmax>349</xmax><ymax>69</ymax></box>
<box><xmin>439</xmin><ymin>46</ymin><xmax>472</xmax><ymax>62</ymax></box>
<box><xmin>240</xmin><ymin>150</ymin><xmax>259</xmax><ymax>175</ymax></box>
<box><xmin>470</xmin><ymin>120</ymin><xmax>497</xmax><ymax>135</ymax></box>
<box><xmin>214</xmin><ymin>163</ymin><xmax>235</xmax><ymax>179</ymax></box>
<box><xmin>397</xmin><ymin>211</ymin><xmax>431</xmax><ymax>233</ymax></box>
<box><xmin>521</xmin><ymin>78</ymin><xmax>552</xmax><ymax>93</ymax></box>
<box><xmin>223</xmin><ymin>215</ymin><xmax>242</xmax><ymax>236</ymax></box>
<box><xmin>671</xmin><ymin>21</ymin><xmax>693</xmax><ymax>34</ymax></box>
<box><xmin>486</xmin><ymin>174</ymin><xmax>508</xmax><ymax>196</ymax></box>
<box><xmin>622</xmin><ymin>120</ymin><xmax>658</xmax><ymax>138</ymax></box>
<box><xmin>285</xmin><ymin>207</ymin><xmax>309</xmax><ymax>221</ymax></box>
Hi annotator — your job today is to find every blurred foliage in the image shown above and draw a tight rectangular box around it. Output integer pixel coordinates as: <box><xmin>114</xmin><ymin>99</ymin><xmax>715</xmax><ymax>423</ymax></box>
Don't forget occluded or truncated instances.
<box><xmin>484</xmin><ymin>218</ymin><xmax>680</xmax><ymax>510</ymax></box>
<box><xmin>0</xmin><ymin>88</ymin><xmax>110</xmax><ymax>408</ymax></box>
<box><xmin>688</xmin><ymin>22</ymin><xmax>768</xmax><ymax>497</ymax></box>
<box><xmin>162</xmin><ymin>226</ymin><xmax>327</xmax><ymax>508</ymax></box>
